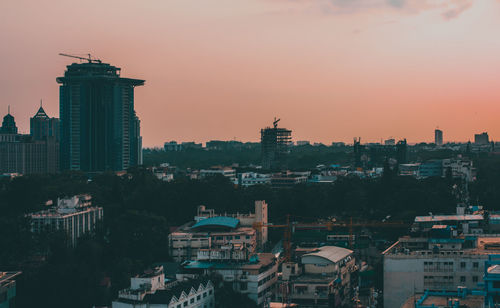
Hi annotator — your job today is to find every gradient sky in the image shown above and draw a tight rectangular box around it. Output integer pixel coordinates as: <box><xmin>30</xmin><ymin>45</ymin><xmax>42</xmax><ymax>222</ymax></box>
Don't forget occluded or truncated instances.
<box><xmin>1</xmin><ymin>0</ymin><xmax>500</xmax><ymax>146</ymax></box>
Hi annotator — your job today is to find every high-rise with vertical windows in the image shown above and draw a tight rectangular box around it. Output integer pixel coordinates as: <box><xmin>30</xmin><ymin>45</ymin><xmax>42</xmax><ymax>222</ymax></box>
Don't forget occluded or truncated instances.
<box><xmin>435</xmin><ymin>129</ymin><xmax>443</xmax><ymax>146</ymax></box>
<box><xmin>57</xmin><ymin>61</ymin><xmax>144</xmax><ymax>172</ymax></box>
<box><xmin>260</xmin><ymin>118</ymin><xmax>292</xmax><ymax>170</ymax></box>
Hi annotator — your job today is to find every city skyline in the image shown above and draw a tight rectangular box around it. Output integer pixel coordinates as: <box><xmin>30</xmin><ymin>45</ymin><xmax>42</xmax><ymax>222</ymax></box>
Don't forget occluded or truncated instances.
<box><xmin>2</xmin><ymin>1</ymin><xmax>500</xmax><ymax>146</ymax></box>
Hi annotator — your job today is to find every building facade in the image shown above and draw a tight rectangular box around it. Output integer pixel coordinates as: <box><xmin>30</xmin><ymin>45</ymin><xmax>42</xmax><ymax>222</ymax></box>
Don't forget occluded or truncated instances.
<box><xmin>169</xmin><ymin>201</ymin><xmax>269</xmax><ymax>262</ymax></box>
<box><xmin>57</xmin><ymin>61</ymin><xmax>144</xmax><ymax>172</ymax></box>
<box><xmin>29</xmin><ymin>194</ymin><xmax>103</xmax><ymax>246</ymax></box>
<box><xmin>0</xmin><ymin>109</ymin><xmax>59</xmax><ymax>174</ymax></box>
<box><xmin>178</xmin><ymin>253</ymin><xmax>278</xmax><ymax>307</ymax></box>
<box><xmin>435</xmin><ymin>129</ymin><xmax>443</xmax><ymax>146</ymax></box>
<box><xmin>261</xmin><ymin>119</ymin><xmax>292</xmax><ymax>170</ymax></box>
<box><xmin>113</xmin><ymin>266</ymin><xmax>215</xmax><ymax>308</ymax></box>
<box><xmin>278</xmin><ymin>246</ymin><xmax>357</xmax><ymax>307</ymax></box>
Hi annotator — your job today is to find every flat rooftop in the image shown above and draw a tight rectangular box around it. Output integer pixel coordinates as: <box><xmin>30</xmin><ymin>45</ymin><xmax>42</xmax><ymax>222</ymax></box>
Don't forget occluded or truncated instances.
<box><xmin>402</xmin><ymin>294</ymin><xmax>484</xmax><ymax>308</ymax></box>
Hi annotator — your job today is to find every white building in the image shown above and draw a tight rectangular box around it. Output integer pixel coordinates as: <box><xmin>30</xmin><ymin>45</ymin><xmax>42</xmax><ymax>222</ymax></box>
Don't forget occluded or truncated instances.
<box><xmin>383</xmin><ymin>236</ymin><xmax>500</xmax><ymax>308</ymax></box>
<box><xmin>169</xmin><ymin>201</ymin><xmax>269</xmax><ymax>262</ymax></box>
<box><xmin>199</xmin><ymin>167</ymin><xmax>236</xmax><ymax>180</ymax></box>
<box><xmin>113</xmin><ymin>266</ymin><xmax>214</xmax><ymax>308</ymax></box>
<box><xmin>178</xmin><ymin>253</ymin><xmax>278</xmax><ymax>307</ymax></box>
<box><xmin>278</xmin><ymin>246</ymin><xmax>357</xmax><ymax>307</ymax></box>
<box><xmin>29</xmin><ymin>194</ymin><xmax>103</xmax><ymax>246</ymax></box>
<box><xmin>237</xmin><ymin>172</ymin><xmax>272</xmax><ymax>187</ymax></box>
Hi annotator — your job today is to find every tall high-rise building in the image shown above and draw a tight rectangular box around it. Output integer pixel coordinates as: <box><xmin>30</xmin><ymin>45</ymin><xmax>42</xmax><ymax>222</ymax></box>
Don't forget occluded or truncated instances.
<box><xmin>0</xmin><ymin>107</ymin><xmax>17</xmax><ymax>134</ymax></box>
<box><xmin>260</xmin><ymin>118</ymin><xmax>291</xmax><ymax>170</ymax></box>
<box><xmin>57</xmin><ymin>61</ymin><xmax>144</xmax><ymax>172</ymax></box>
<box><xmin>30</xmin><ymin>102</ymin><xmax>60</xmax><ymax>141</ymax></box>
<box><xmin>434</xmin><ymin>129</ymin><xmax>443</xmax><ymax>146</ymax></box>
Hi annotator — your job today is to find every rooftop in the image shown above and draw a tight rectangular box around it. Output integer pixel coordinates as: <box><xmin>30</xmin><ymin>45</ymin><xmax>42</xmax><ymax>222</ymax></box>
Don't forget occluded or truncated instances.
<box><xmin>192</xmin><ymin>216</ymin><xmax>240</xmax><ymax>229</ymax></box>
<box><xmin>302</xmin><ymin>246</ymin><xmax>353</xmax><ymax>264</ymax></box>
<box><xmin>414</xmin><ymin>214</ymin><xmax>483</xmax><ymax>223</ymax></box>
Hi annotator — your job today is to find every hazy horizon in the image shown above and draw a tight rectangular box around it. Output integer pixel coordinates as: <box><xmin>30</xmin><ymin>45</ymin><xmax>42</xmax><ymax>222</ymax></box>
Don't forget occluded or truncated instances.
<box><xmin>2</xmin><ymin>0</ymin><xmax>500</xmax><ymax>147</ymax></box>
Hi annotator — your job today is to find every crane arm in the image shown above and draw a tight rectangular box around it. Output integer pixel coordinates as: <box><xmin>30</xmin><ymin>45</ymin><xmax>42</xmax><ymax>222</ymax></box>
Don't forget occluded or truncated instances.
<box><xmin>59</xmin><ymin>53</ymin><xmax>102</xmax><ymax>64</ymax></box>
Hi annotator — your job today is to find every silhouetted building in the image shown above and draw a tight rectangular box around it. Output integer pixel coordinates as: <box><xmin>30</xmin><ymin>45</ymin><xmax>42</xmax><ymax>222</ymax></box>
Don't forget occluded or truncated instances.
<box><xmin>57</xmin><ymin>61</ymin><xmax>144</xmax><ymax>172</ymax></box>
<box><xmin>0</xmin><ymin>107</ymin><xmax>59</xmax><ymax>174</ymax></box>
<box><xmin>435</xmin><ymin>129</ymin><xmax>443</xmax><ymax>146</ymax></box>
<box><xmin>474</xmin><ymin>132</ymin><xmax>489</xmax><ymax>145</ymax></box>
<box><xmin>396</xmin><ymin>139</ymin><xmax>407</xmax><ymax>164</ymax></box>
<box><xmin>261</xmin><ymin>118</ymin><xmax>291</xmax><ymax>170</ymax></box>
<box><xmin>30</xmin><ymin>103</ymin><xmax>59</xmax><ymax>141</ymax></box>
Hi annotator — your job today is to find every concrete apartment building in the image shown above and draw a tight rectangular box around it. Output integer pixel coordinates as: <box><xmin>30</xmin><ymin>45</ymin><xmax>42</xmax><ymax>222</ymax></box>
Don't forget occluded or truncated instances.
<box><xmin>277</xmin><ymin>246</ymin><xmax>357</xmax><ymax>307</ymax></box>
<box><xmin>178</xmin><ymin>253</ymin><xmax>278</xmax><ymax>307</ymax></box>
<box><xmin>0</xmin><ymin>271</ymin><xmax>21</xmax><ymax>308</ymax></box>
<box><xmin>169</xmin><ymin>201</ymin><xmax>268</xmax><ymax>262</ymax></box>
<box><xmin>29</xmin><ymin>194</ymin><xmax>103</xmax><ymax>246</ymax></box>
<box><xmin>113</xmin><ymin>266</ymin><xmax>214</xmax><ymax>308</ymax></box>
<box><xmin>383</xmin><ymin>235</ymin><xmax>500</xmax><ymax>308</ymax></box>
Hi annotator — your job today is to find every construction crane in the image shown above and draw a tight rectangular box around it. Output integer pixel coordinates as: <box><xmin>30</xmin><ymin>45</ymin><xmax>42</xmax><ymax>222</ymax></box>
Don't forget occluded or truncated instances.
<box><xmin>59</xmin><ymin>53</ymin><xmax>102</xmax><ymax>64</ymax></box>
<box><xmin>253</xmin><ymin>217</ymin><xmax>408</xmax><ymax>256</ymax></box>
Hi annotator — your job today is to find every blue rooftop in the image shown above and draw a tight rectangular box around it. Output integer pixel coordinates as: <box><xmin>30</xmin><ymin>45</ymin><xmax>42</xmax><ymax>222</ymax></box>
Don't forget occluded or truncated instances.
<box><xmin>192</xmin><ymin>216</ymin><xmax>239</xmax><ymax>229</ymax></box>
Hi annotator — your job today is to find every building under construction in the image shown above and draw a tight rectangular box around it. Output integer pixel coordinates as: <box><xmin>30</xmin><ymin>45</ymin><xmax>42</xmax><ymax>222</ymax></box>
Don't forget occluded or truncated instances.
<box><xmin>261</xmin><ymin>118</ymin><xmax>292</xmax><ymax>170</ymax></box>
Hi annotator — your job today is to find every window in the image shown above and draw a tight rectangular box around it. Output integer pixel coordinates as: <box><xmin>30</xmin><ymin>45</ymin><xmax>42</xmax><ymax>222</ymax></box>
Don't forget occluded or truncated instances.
<box><xmin>203</xmin><ymin>292</ymin><xmax>207</xmax><ymax>298</ymax></box>
<box><xmin>177</xmin><ymin>305</ymin><xmax>181</xmax><ymax>308</ymax></box>
<box><xmin>190</xmin><ymin>298</ymin><xmax>195</xmax><ymax>304</ymax></box>
<box><xmin>235</xmin><ymin>235</ymin><xmax>240</xmax><ymax>239</ymax></box>
<box><xmin>184</xmin><ymin>302</ymin><xmax>188</xmax><ymax>307</ymax></box>
<box><xmin>473</xmin><ymin>276</ymin><xmax>478</xmax><ymax>283</ymax></box>
<box><xmin>460</xmin><ymin>262</ymin><xmax>466</xmax><ymax>269</ymax></box>
<box><xmin>209</xmin><ymin>290</ymin><xmax>213</xmax><ymax>295</ymax></box>
<box><xmin>460</xmin><ymin>276</ymin><xmax>466</xmax><ymax>283</ymax></box>
<box><xmin>197</xmin><ymin>295</ymin><xmax>201</xmax><ymax>300</ymax></box>
<box><xmin>473</xmin><ymin>262</ymin><xmax>479</xmax><ymax>269</ymax></box>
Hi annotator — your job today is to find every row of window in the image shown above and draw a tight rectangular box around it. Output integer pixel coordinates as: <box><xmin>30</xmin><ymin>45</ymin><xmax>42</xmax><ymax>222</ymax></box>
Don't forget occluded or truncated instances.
<box><xmin>423</xmin><ymin>275</ymin><xmax>479</xmax><ymax>283</ymax></box>
<box><xmin>423</xmin><ymin>261</ymin><xmax>479</xmax><ymax>269</ymax></box>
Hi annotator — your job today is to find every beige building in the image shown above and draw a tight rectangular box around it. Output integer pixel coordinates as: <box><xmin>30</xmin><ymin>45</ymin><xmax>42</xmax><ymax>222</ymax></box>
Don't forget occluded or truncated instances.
<box><xmin>278</xmin><ymin>246</ymin><xmax>357</xmax><ymax>307</ymax></box>
<box><xmin>169</xmin><ymin>201</ymin><xmax>268</xmax><ymax>262</ymax></box>
<box><xmin>383</xmin><ymin>236</ymin><xmax>500</xmax><ymax>308</ymax></box>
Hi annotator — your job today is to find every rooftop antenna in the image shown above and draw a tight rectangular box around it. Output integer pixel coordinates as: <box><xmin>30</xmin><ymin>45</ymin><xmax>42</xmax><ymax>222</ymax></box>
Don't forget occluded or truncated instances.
<box><xmin>8</xmin><ymin>105</ymin><xmax>10</xmax><ymax>114</ymax></box>
<box><xmin>40</xmin><ymin>99</ymin><xmax>43</xmax><ymax>108</ymax></box>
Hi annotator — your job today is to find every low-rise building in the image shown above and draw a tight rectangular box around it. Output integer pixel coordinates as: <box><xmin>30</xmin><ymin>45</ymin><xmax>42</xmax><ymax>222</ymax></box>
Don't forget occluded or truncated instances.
<box><xmin>178</xmin><ymin>253</ymin><xmax>278</xmax><ymax>307</ymax></box>
<box><xmin>237</xmin><ymin>172</ymin><xmax>272</xmax><ymax>187</ymax></box>
<box><xmin>0</xmin><ymin>271</ymin><xmax>21</xmax><ymax>308</ymax></box>
<box><xmin>29</xmin><ymin>194</ymin><xmax>103</xmax><ymax>246</ymax></box>
<box><xmin>169</xmin><ymin>201</ymin><xmax>268</xmax><ymax>262</ymax></box>
<box><xmin>113</xmin><ymin>266</ymin><xmax>214</xmax><ymax>308</ymax></box>
<box><xmin>277</xmin><ymin>246</ymin><xmax>357</xmax><ymax>307</ymax></box>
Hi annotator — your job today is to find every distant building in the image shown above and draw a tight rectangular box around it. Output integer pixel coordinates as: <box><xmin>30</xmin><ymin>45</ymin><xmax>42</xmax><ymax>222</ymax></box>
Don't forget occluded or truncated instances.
<box><xmin>29</xmin><ymin>194</ymin><xmax>103</xmax><ymax>246</ymax></box>
<box><xmin>418</xmin><ymin>160</ymin><xmax>443</xmax><ymax>178</ymax></box>
<box><xmin>261</xmin><ymin>119</ymin><xmax>292</xmax><ymax>170</ymax></box>
<box><xmin>384</xmin><ymin>138</ymin><xmax>395</xmax><ymax>146</ymax></box>
<box><xmin>199</xmin><ymin>167</ymin><xmax>236</xmax><ymax>181</ymax></box>
<box><xmin>30</xmin><ymin>104</ymin><xmax>59</xmax><ymax>142</ymax></box>
<box><xmin>475</xmin><ymin>132</ymin><xmax>489</xmax><ymax>145</ymax></box>
<box><xmin>178</xmin><ymin>253</ymin><xmax>278</xmax><ymax>306</ymax></box>
<box><xmin>435</xmin><ymin>129</ymin><xmax>443</xmax><ymax>146</ymax></box>
<box><xmin>0</xmin><ymin>108</ymin><xmax>59</xmax><ymax>174</ymax></box>
<box><xmin>271</xmin><ymin>171</ymin><xmax>309</xmax><ymax>188</ymax></box>
<box><xmin>237</xmin><ymin>172</ymin><xmax>272</xmax><ymax>187</ymax></box>
<box><xmin>169</xmin><ymin>201</ymin><xmax>269</xmax><ymax>262</ymax></box>
<box><xmin>58</xmin><ymin>60</ymin><xmax>144</xmax><ymax>173</ymax></box>
<box><xmin>164</xmin><ymin>141</ymin><xmax>202</xmax><ymax>151</ymax></box>
<box><xmin>0</xmin><ymin>271</ymin><xmax>21</xmax><ymax>308</ymax></box>
<box><xmin>278</xmin><ymin>246</ymin><xmax>357</xmax><ymax>307</ymax></box>
<box><xmin>112</xmin><ymin>266</ymin><xmax>214</xmax><ymax>308</ymax></box>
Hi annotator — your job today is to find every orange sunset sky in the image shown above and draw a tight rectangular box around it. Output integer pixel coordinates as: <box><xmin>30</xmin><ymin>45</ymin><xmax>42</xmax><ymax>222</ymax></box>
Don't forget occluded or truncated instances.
<box><xmin>1</xmin><ymin>0</ymin><xmax>500</xmax><ymax>147</ymax></box>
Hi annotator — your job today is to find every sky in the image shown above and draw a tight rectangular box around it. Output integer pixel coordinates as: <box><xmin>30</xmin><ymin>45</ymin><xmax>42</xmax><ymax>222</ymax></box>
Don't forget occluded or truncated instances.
<box><xmin>1</xmin><ymin>0</ymin><xmax>500</xmax><ymax>147</ymax></box>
